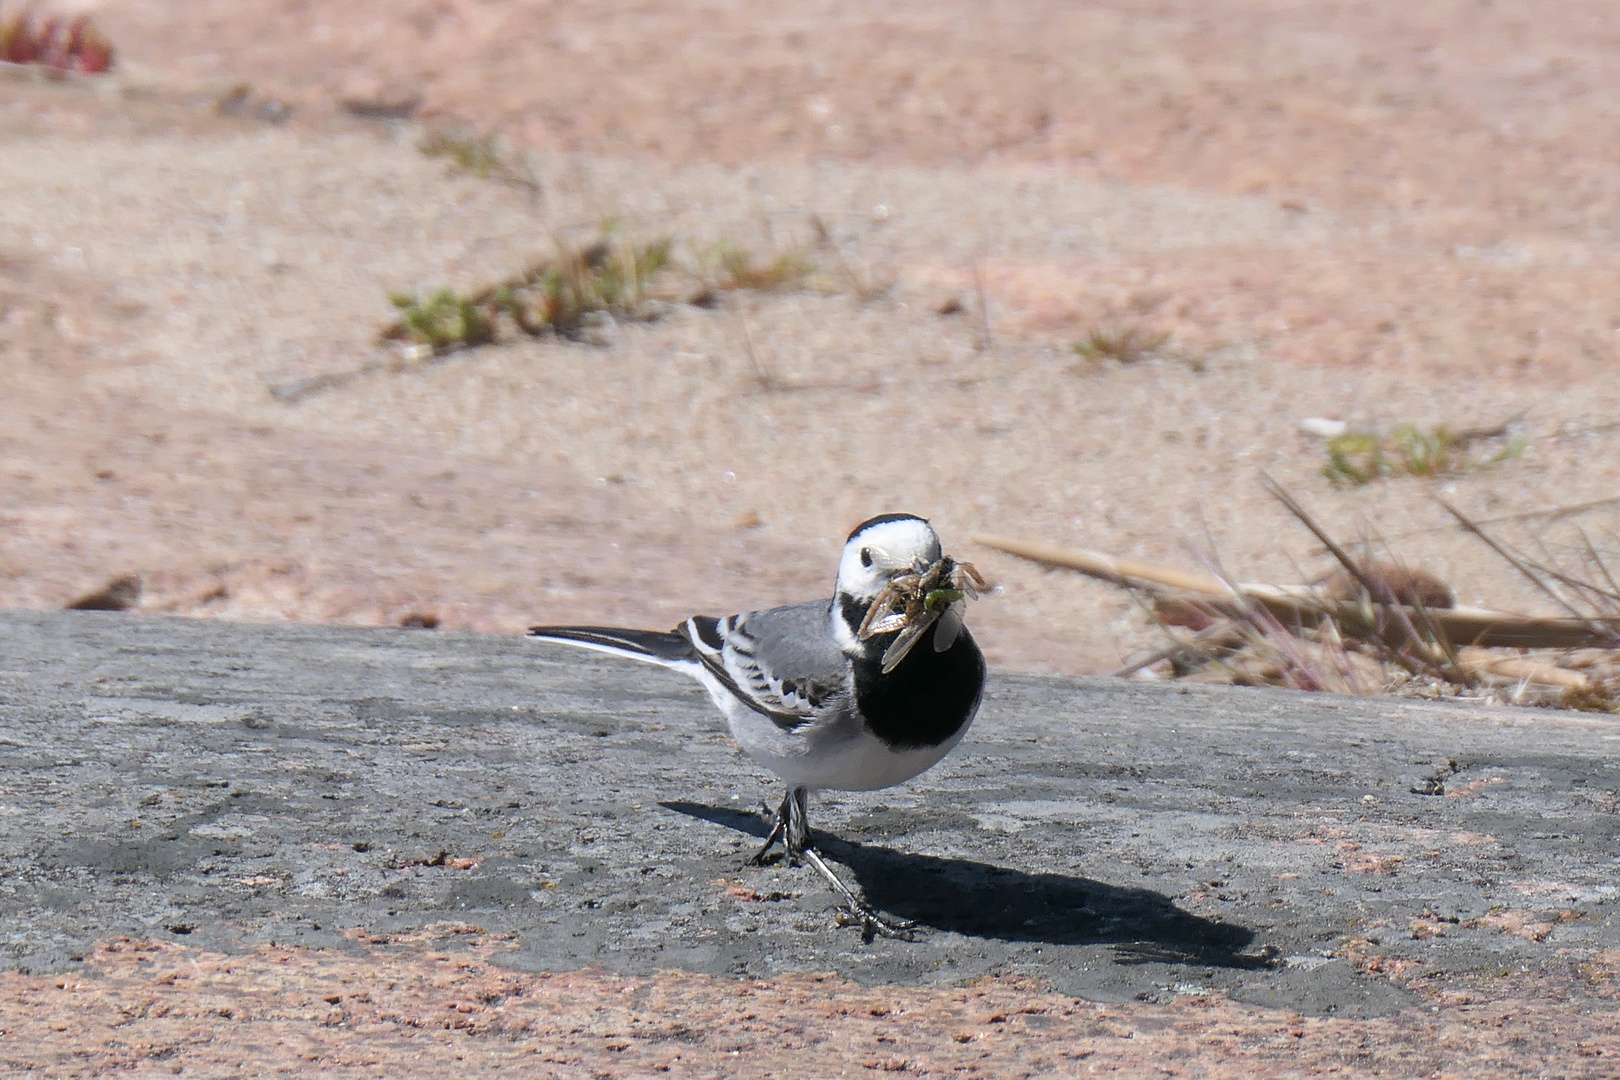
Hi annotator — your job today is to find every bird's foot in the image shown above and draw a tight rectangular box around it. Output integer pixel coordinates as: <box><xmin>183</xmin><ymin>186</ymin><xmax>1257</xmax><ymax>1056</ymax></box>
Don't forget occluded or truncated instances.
<box><xmin>748</xmin><ymin>825</ymin><xmax>785</xmax><ymax>866</ymax></box>
<box><xmin>834</xmin><ymin>906</ymin><xmax>917</xmax><ymax>943</ymax></box>
<box><xmin>799</xmin><ymin>847</ymin><xmax>916</xmax><ymax>942</ymax></box>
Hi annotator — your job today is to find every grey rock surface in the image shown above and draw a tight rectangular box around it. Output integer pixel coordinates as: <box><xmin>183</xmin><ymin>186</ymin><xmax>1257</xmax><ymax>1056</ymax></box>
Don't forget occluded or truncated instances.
<box><xmin>2</xmin><ymin>611</ymin><xmax>1617</xmax><ymax>1018</ymax></box>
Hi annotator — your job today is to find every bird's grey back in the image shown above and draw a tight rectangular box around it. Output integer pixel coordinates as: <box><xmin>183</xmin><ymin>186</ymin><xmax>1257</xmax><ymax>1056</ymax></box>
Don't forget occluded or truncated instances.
<box><xmin>737</xmin><ymin>598</ymin><xmax>846</xmax><ymax>683</ymax></box>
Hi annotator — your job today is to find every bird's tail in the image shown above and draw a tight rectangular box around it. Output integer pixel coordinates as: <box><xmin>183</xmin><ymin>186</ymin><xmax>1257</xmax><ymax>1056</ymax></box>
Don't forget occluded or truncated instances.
<box><xmin>527</xmin><ymin>624</ymin><xmax>699</xmax><ymax>669</ymax></box>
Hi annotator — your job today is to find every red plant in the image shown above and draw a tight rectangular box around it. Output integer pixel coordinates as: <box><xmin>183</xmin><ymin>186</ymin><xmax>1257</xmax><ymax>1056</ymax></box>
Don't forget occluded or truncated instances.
<box><xmin>0</xmin><ymin>11</ymin><xmax>115</xmax><ymax>73</ymax></box>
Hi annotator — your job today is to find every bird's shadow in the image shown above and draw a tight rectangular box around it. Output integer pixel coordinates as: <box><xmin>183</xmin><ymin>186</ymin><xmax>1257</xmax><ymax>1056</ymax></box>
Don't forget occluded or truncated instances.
<box><xmin>661</xmin><ymin>801</ymin><xmax>1263</xmax><ymax>969</ymax></box>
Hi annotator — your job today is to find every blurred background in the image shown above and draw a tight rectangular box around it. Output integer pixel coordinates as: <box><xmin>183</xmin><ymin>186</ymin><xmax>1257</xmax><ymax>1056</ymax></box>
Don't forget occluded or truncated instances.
<box><xmin>4</xmin><ymin>0</ymin><xmax>1619</xmax><ymax>678</ymax></box>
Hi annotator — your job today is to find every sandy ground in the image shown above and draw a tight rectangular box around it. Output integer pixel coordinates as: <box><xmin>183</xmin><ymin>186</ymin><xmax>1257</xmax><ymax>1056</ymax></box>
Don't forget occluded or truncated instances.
<box><xmin>6</xmin><ymin>2</ymin><xmax>1620</xmax><ymax>676</ymax></box>
<box><xmin>6</xmin><ymin>4</ymin><xmax>1620</xmax><ymax>1071</ymax></box>
<box><xmin>6</xmin><ymin>933</ymin><xmax>1620</xmax><ymax>1078</ymax></box>
<box><xmin>8</xmin><ymin>30</ymin><xmax>1620</xmax><ymax>675</ymax></box>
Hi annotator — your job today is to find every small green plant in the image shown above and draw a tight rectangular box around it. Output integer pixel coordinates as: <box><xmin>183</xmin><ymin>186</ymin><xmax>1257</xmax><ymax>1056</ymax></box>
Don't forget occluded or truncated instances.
<box><xmin>418</xmin><ymin>128</ymin><xmax>502</xmax><ymax>174</ymax></box>
<box><xmin>1073</xmin><ymin>325</ymin><xmax>1171</xmax><ymax>365</ymax></box>
<box><xmin>386</xmin><ymin>289</ymin><xmax>495</xmax><ymax>351</ymax></box>
<box><xmin>380</xmin><ymin>230</ymin><xmax>674</xmax><ymax>350</ymax></box>
<box><xmin>1323</xmin><ymin>424</ymin><xmax>1524</xmax><ymax>487</ymax></box>
<box><xmin>417</xmin><ymin>126</ymin><xmax>542</xmax><ymax>203</ymax></box>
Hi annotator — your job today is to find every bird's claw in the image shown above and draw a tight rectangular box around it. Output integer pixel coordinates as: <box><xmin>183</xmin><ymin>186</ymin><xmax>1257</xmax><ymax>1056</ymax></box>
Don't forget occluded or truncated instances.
<box><xmin>749</xmin><ymin>796</ymin><xmax>789</xmax><ymax>864</ymax></box>
<box><xmin>835</xmin><ymin>907</ymin><xmax>917</xmax><ymax>943</ymax></box>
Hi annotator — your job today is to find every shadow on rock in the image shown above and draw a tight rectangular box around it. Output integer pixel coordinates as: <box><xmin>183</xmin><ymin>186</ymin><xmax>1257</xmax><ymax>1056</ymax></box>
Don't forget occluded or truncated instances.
<box><xmin>662</xmin><ymin>801</ymin><xmax>1262</xmax><ymax>968</ymax></box>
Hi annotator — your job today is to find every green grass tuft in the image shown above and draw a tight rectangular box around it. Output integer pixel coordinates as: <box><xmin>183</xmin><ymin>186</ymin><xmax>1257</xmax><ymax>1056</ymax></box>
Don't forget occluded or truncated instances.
<box><xmin>705</xmin><ymin>242</ymin><xmax>816</xmax><ymax>293</ymax></box>
<box><xmin>525</xmin><ymin>234</ymin><xmax>673</xmax><ymax>337</ymax></box>
<box><xmin>387</xmin><ymin>289</ymin><xmax>495</xmax><ymax>351</ymax></box>
<box><xmin>381</xmin><ymin>229</ymin><xmax>674</xmax><ymax>351</ymax></box>
<box><xmin>1323</xmin><ymin>424</ymin><xmax>1524</xmax><ymax>487</ymax></box>
<box><xmin>1073</xmin><ymin>325</ymin><xmax>1171</xmax><ymax>365</ymax></box>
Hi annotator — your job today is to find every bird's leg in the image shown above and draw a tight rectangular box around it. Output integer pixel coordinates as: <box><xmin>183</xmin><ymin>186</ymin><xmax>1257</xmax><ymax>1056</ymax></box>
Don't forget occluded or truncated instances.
<box><xmin>777</xmin><ymin>787</ymin><xmax>916</xmax><ymax>941</ymax></box>
<box><xmin>783</xmin><ymin>786</ymin><xmax>811</xmax><ymax>862</ymax></box>
<box><xmin>749</xmin><ymin>788</ymin><xmax>795</xmax><ymax>865</ymax></box>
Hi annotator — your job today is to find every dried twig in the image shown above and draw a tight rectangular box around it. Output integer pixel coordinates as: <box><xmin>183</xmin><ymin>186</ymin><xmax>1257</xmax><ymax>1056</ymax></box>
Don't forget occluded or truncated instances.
<box><xmin>978</xmin><ymin>477</ymin><xmax>1620</xmax><ymax>706</ymax></box>
<box><xmin>1264</xmin><ymin>476</ymin><xmax>1468</xmax><ymax>683</ymax></box>
<box><xmin>1437</xmin><ymin>497</ymin><xmax>1620</xmax><ymax>648</ymax></box>
<box><xmin>1456</xmin><ymin>648</ymin><xmax>1591</xmax><ymax>691</ymax></box>
<box><xmin>972</xmin><ymin>537</ymin><xmax>1620</xmax><ymax>650</ymax></box>
<box><xmin>1316</xmin><ymin>495</ymin><xmax>1620</xmax><ymax>550</ymax></box>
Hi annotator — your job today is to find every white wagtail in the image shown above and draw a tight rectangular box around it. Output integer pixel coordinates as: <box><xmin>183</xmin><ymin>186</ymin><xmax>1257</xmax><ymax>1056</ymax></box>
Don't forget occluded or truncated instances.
<box><xmin>528</xmin><ymin>513</ymin><xmax>987</xmax><ymax>937</ymax></box>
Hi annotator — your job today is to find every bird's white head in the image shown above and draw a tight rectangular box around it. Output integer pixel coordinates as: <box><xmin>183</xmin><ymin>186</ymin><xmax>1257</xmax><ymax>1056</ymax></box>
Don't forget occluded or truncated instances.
<box><xmin>835</xmin><ymin>513</ymin><xmax>944</xmax><ymax>603</ymax></box>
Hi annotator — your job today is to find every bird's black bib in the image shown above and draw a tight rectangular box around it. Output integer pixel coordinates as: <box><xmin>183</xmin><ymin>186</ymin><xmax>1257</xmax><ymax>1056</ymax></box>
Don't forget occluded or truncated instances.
<box><xmin>850</xmin><ymin>619</ymin><xmax>985</xmax><ymax>751</ymax></box>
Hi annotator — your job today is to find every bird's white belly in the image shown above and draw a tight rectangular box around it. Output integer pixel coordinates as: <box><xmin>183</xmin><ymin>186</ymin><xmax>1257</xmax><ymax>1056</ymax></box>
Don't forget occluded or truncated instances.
<box><xmin>702</xmin><ymin>680</ymin><xmax>975</xmax><ymax>791</ymax></box>
<box><xmin>756</xmin><ymin>727</ymin><xmax>967</xmax><ymax>790</ymax></box>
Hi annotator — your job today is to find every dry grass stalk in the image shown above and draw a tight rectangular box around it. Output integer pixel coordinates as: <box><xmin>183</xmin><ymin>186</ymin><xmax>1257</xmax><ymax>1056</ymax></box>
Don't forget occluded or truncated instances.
<box><xmin>1260</xmin><ymin>478</ymin><xmax>1463</xmax><ymax>676</ymax></box>
<box><xmin>976</xmin><ymin>530</ymin><xmax>1448</xmax><ymax>692</ymax></box>
<box><xmin>975</xmin><ymin>479</ymin><xmax>1620</xmax><ymax>707</ymax></box>
<box><xmin>737</xmin><ymin>313</ymin><xmax>784</xmax><ymax>392</ymax></box>
<box><xmin>1344</xmin><ymin>494</ymin><xmax>1620</xmax><ymax>550</ymax></box>
<box><xmin>1158</xmin><ymin>586</ymin><xmax>1374</xmax><ymax>694</ymax></box>
<box><xmin>1438</xmin><ymin>497</ymin><xmax>1620</xmax><ymax>648</ymax></box>
<box><xmin>807</xmin><ymin>214</ymin><xmax>892</xmax><ymax>302</ymax></box>
<box><xmin>417</xmin><ymin>126</ymin><xmax>542</xmax><ymax>204</ymax></box>
<box><xmin>971</xmin><ymin>261</ymin><xmax>993</xmax><ymax>351</ymax></box>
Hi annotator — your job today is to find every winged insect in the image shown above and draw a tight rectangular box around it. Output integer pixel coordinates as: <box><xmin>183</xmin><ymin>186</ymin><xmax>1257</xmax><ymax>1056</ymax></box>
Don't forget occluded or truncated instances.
<box><xmin>858</xmin><ymin>557</ymin><xmax>988</xmax><ymax>673</ymax></box>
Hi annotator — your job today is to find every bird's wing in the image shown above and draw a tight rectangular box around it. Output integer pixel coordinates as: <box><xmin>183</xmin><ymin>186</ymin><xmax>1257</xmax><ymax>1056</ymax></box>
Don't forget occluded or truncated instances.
<box><xmin>679</xmin><ymin>600</ymin><xmax>848</xmax><ymax>730</ymax></box>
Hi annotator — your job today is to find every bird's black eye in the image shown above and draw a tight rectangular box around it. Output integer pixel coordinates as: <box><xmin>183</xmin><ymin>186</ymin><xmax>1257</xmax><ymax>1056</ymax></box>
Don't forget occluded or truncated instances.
<box><xmin>860</xmin><ymin>547</ymin><xmax>873</xmax><ymax>568</ymax></box>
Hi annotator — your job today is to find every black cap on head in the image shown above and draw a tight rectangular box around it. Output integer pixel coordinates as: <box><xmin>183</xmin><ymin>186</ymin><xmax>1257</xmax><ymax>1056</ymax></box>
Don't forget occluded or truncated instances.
<box><xmin>846</xmin><ymin>513</ymin><xmax>928</xmax><ymax>542</ymax></box>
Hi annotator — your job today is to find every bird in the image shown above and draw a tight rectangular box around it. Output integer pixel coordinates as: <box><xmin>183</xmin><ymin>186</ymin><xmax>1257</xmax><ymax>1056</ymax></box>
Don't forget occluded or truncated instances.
<box><xmin>527</xmin><ymin>513</ymin><xmax>987</xmax><ymax>938</ymax></box>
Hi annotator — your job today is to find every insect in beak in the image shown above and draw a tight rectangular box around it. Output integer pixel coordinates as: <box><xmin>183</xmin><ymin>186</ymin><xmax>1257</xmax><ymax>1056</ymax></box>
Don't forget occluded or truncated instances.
<box><xmin>856</xmin><ymin>557</ymin><xmax>989</xmax><ymax>674</ymax></box>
